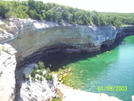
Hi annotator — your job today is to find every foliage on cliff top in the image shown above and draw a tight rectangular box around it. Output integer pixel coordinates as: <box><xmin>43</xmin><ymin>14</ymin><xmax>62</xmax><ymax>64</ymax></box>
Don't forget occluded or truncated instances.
<box><xmin>0</xmin><ymin>0</ymin><xmax>134</xmax><ymax>26</ymax></box>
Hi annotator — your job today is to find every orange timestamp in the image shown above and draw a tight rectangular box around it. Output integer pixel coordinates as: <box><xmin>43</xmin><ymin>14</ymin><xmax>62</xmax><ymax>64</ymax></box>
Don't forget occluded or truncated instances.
<box><xmin>97</xmin><ymin>86</ymin><xmax>128</xmax><ymax>91</ymax></box>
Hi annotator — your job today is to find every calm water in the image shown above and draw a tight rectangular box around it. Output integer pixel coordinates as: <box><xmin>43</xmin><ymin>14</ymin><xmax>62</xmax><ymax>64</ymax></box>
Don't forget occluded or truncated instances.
<box><xmin>40</xmin><ymin>35</ymin><xmax>134</xmax><ymax>101</ymax></box>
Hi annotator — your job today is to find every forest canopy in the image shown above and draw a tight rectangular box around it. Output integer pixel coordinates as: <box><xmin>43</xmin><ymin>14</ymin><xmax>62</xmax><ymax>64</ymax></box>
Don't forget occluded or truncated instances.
<box><xmin>0</xmin><ymin>0</ymin><xmax>134</xmax><ymax>26</ymax></box>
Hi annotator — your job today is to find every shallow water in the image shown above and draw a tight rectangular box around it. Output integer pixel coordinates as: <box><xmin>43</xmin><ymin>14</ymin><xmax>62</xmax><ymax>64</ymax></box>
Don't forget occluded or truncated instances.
<box><xmin>40</xmin><ymin>35</ymin><xmax>134</xmax><ymax>101</ymax></box>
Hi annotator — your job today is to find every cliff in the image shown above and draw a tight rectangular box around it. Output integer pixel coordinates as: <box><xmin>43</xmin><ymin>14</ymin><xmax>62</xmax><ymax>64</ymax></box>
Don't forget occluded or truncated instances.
<box><xmin>17</xmin><ymin>64</ymin><xmax>123</xmax><ymax>101</ymax></box>
<box><xmin>0</xmin><ymin>44</ymin><xmax>16</xmax><ymax>101</ymax></box>
<box><xmin>0</xmin><ymin>19</ymin><xmax>117</xmax><ymax>64</ymax></box>
<box><xmin>0</xmin><ymin>19</ymin><xmax>134</xmax><ymax>101</ymax></box>
<box><xmin>1</xmin><ymin>19</ymin><xmax>134</xmax><ymax>64</ymax></box>
<box><xmin>15</xmin><ymin>63</ymin><xmax>58</xmax><ymax>101</ymax></box>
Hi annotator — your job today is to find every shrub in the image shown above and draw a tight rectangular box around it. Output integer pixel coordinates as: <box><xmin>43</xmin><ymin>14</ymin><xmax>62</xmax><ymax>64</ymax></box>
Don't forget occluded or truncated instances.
<box><xmin>39</xmin><ymin>76</ymin><xmax>43</xmax><ymax>81</ymax></box>
<box><xmin>36</xmin><ymin>76</ymin><xmax>39</xmax><ymax>80</ymax></box>
<box><xmin>38</xmin><ymin>61</ymin><xmax>45</xmax><ymax>69</ymax></box>
<box><xmin>30</xmin><ymin>70</ymin><xmax>36</xmax><ymax>78</ymax></box>
<box><xmin>34</xmin><ymin>64</ymin><xmax>39</xmax><ymax>70</ymax></box>
<box><xmin>47</xmin><ymin>75</ymin><xmax>53</xmax><ymax>80</ymax></box>
<box><xmin>43</xmin><ymin>73</ymin><xmax>49</xmax><ymax>78</ymax></box>
<box><xmin>31</xmin><ymin>77</ymin><xmax>35</xmax><ymax>81</ymax></box>
<box><xmin>44</xmin><ymin>73</ymin><xmax>53</xmax><ymax>80</ymax></box>
<box><xmin>38</xmin><ymin>70</ymin><xmax>43</xmax><ymax>75</ymax></box>
<box><xmin>46</xmin><ymin>68</ymin><xmax>51</xmax><ymax>73</ymax></box>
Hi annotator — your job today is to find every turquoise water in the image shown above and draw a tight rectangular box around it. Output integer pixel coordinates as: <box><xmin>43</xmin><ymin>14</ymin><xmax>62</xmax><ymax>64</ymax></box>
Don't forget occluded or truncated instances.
<box><xmin>41</xmin><ymin>35</ymin><xmax>134</xmax><ymax>101</ymax></box>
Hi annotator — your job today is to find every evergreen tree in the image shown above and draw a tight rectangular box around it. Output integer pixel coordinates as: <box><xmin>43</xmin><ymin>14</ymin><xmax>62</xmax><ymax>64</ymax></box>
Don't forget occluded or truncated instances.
<box><xmin>38</xmin><ymin>61</ymin><xmax>45</xmax><ymax>69</ymax></box>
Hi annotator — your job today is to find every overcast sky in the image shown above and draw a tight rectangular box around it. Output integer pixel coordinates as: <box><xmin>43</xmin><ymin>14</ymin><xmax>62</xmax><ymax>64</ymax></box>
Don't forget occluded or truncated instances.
<box><xmin>37</xmin><ymin>0</ymin><xmax>134</xmax><ymax>13</ymax></box>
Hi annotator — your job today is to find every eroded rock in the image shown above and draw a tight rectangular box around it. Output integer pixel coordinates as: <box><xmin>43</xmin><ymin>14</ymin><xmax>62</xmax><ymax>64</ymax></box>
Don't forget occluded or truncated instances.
<box><xmin>0</xmin><ymin>44</ymin><xmax>17</xmax><ymax>101</ymax></box>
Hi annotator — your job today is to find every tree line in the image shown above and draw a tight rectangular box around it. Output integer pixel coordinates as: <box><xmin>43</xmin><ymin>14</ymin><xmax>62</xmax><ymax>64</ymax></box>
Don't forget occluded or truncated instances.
<box><xmin>0</xmin><ymin>0</ymin><xmax>134</xmax><ymax>26</ymax></box>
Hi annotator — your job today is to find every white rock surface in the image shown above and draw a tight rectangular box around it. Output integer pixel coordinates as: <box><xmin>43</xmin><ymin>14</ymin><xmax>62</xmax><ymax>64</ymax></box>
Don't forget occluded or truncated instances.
<box><xmin>0</xmin><ymin>44</ymin><xmax>17</xmax><ymax>101</ymax></box>
<box><xmin>19</xmin><ymin>67</ymin><xmax>123</xmax><ymax>101</ymax></box>
<box><xmin>53</xmin><ymin>74</ymin><xmax>122</xmax><ymax>101</ymax></box>
<box><xmin>0</xmin><ymin>19</ymin><xmax>117</xmax><ymax>63</ymax></box>
<box><xmin>20</xmin><ymin>80</ymin><xmax>56</xmax><ymax>101</ymax></box>
<box><xmin>19</xmin><ymin>64</ymin><xmax>57</xmax><ymax>101</ymax></box>
<box><xmin>132</xmin><ymin>95</ymin><xmax>134</xmax><ymax>101</ymax></box>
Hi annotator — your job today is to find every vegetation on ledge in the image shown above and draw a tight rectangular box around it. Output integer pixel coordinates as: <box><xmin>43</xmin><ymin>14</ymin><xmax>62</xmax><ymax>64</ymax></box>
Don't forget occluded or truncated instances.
<box><xmin>0</xmin><ymin>0</ymin><xmax>134</xmax><ymax>26</ymax></box>
<box><xmin>23</xmin><ymin>61</ymin><xmax>53</xmax><ymax>81</ymax></box>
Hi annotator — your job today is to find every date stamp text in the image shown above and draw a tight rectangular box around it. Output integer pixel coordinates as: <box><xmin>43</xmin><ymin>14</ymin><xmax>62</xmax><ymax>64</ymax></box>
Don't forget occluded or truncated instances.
<box><xmin>97</xmin><ymin>86</ymin><xmax>128</xmax><ymax>91</ymax></box>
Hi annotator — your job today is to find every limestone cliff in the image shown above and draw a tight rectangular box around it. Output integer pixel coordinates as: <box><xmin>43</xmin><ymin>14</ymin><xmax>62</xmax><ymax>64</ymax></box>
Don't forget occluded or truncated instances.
<box><xmin>15</xmin><ymin>63</ymin><xmax>57</xmax><ymax>101</ymax></box>
<box><xmin>0</xmin><ymin>19</ymin><xmax>117</xmax><ymax>64</ymax></box>
<box><xmin>0</xmin><ymin>19</ymin><xmax>134</xmax><ymax>101</ymax></box>
<box><xmin>0</xmin><ymin>44</ymin><xmax>17</xmax><ymax>101</ymax></box>
<box><xmin>1</xmin><ymin>19</ymin><xmax>134</xmax><ymax>64</ymax></box>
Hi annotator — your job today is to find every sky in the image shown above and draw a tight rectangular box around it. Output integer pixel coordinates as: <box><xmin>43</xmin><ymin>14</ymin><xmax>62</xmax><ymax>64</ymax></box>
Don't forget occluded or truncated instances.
<box><xmin>37</xmin><ymin>0</ymin><xmax>134</xmax><ymax>13</ymax></box>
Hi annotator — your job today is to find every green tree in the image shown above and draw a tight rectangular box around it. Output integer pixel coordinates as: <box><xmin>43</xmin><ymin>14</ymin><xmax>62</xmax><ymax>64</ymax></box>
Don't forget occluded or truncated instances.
<box><xmin>0</xmin><ymin>1</ymin><xmax>9</xmax><ymax>18</ymax></box>
<box><xmin>46</xmin><ymin>68</ymin><xmax>51</xmax><ymax>73</ymax></box>
<box><xmin>38</xmin><ymin>61</ymin><xmax>45</xmax><ymax>69</ymax></box>
<box><xmin>34</xmin><ymin>64</ymin><xmax>39</xmax><ymax>70</ymax></box>
<box><xmin>28</xmin><ymin>10</ymin><xmax>40</xmax><ymax>19</ymax></box>
<box><xmin>41</xmin><ymin>10</ymin><xmax>46</xmax><ymax>20</ymax></box>
<box><xmin>30</xmin><ymin>69</ymin><xmax>36</xmax><ymax>78</ymax></box>
<box><xmin>53</xmin><ymin>11</ymin><xmax>62</xmax><ymax>23</ymax></box>
<box><xmin>46</xmin><ymin>10</ymin><xmax>54</xmax><ymax>21</ymax></box>
<box><xmin>5</xmin><ymin>3</ymin><xmax>29</xmax><ymax>18</ymax></box>
<box><xmin>91</xmin><ymin>11</ymin><xmax>100</xmax><ymax>25</ymax></box>
<box><xmin>39</xmin><ymin>76</ymin><xmax>43</xmax><ymax>81</ymax></box>
<box><xmin>44</xmin><ymin>73</ymin><xmax>53</xmax><ymax>80</ymax></box>
<box><xmin>1</xmin><ymin>0</ymin><xmax>134</xmax><ymax>26</ymax></box>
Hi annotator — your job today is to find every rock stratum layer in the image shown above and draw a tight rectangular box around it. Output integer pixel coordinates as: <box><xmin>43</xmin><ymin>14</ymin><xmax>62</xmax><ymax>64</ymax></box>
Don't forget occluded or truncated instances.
<box><xmin>0</xmin><ymin>19</ymin><xmax>117</xmax><ymax>64</ymax></box>
<box><xmin>1</xmin><ymin>19</ymin><xmax>134</xmax><ymax>64</ymax></box>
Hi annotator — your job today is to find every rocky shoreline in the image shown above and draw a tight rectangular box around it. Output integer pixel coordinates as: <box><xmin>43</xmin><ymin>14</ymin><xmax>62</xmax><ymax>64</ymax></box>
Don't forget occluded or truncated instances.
<box><xmin>0</xmin><ymin>19</ymin><xmax>134</xmax><ymax>101</ymax></box>
<box><xmin>53</xmin><ymin>74</ymin><xmax>123</xmax><ymax>101</ymax></box>
<box><xmin>17</xmin><ymin>62</ymin><xmax>123</xmax><ymax>101</ymax></box>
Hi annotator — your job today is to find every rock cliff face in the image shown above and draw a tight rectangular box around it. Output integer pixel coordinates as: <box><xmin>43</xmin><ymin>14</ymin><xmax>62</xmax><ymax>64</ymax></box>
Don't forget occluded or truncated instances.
<box><xmin>0</xmin><ymin>19</ymin><xmax>117</xmax><ymax>64</ymax></box>
<box><xmin>0</xmin><ymin>44</ymin><xmax>17</xmax><ymax>101</ymax></box>
<box><xmin>0</xmin><ymin>19</ymin><xmax>134</xmax><ymax>101</ymax></box>
<box><xmin>15</xmin><ymin>63</ymin><xmax>57</xmax><ymax>101</ymax></box>
<box><xmin>1</xmin><ymin>19</ymin><xmax>134</xmax><ymax>65</ymax></box>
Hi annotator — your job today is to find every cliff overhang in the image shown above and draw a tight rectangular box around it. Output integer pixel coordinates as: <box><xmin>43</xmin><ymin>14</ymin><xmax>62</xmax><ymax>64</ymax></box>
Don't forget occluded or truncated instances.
<box><xmin>0</xmin><ymin>19</ymin><xmax>134</xmax><ymax>66</ymax></box>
